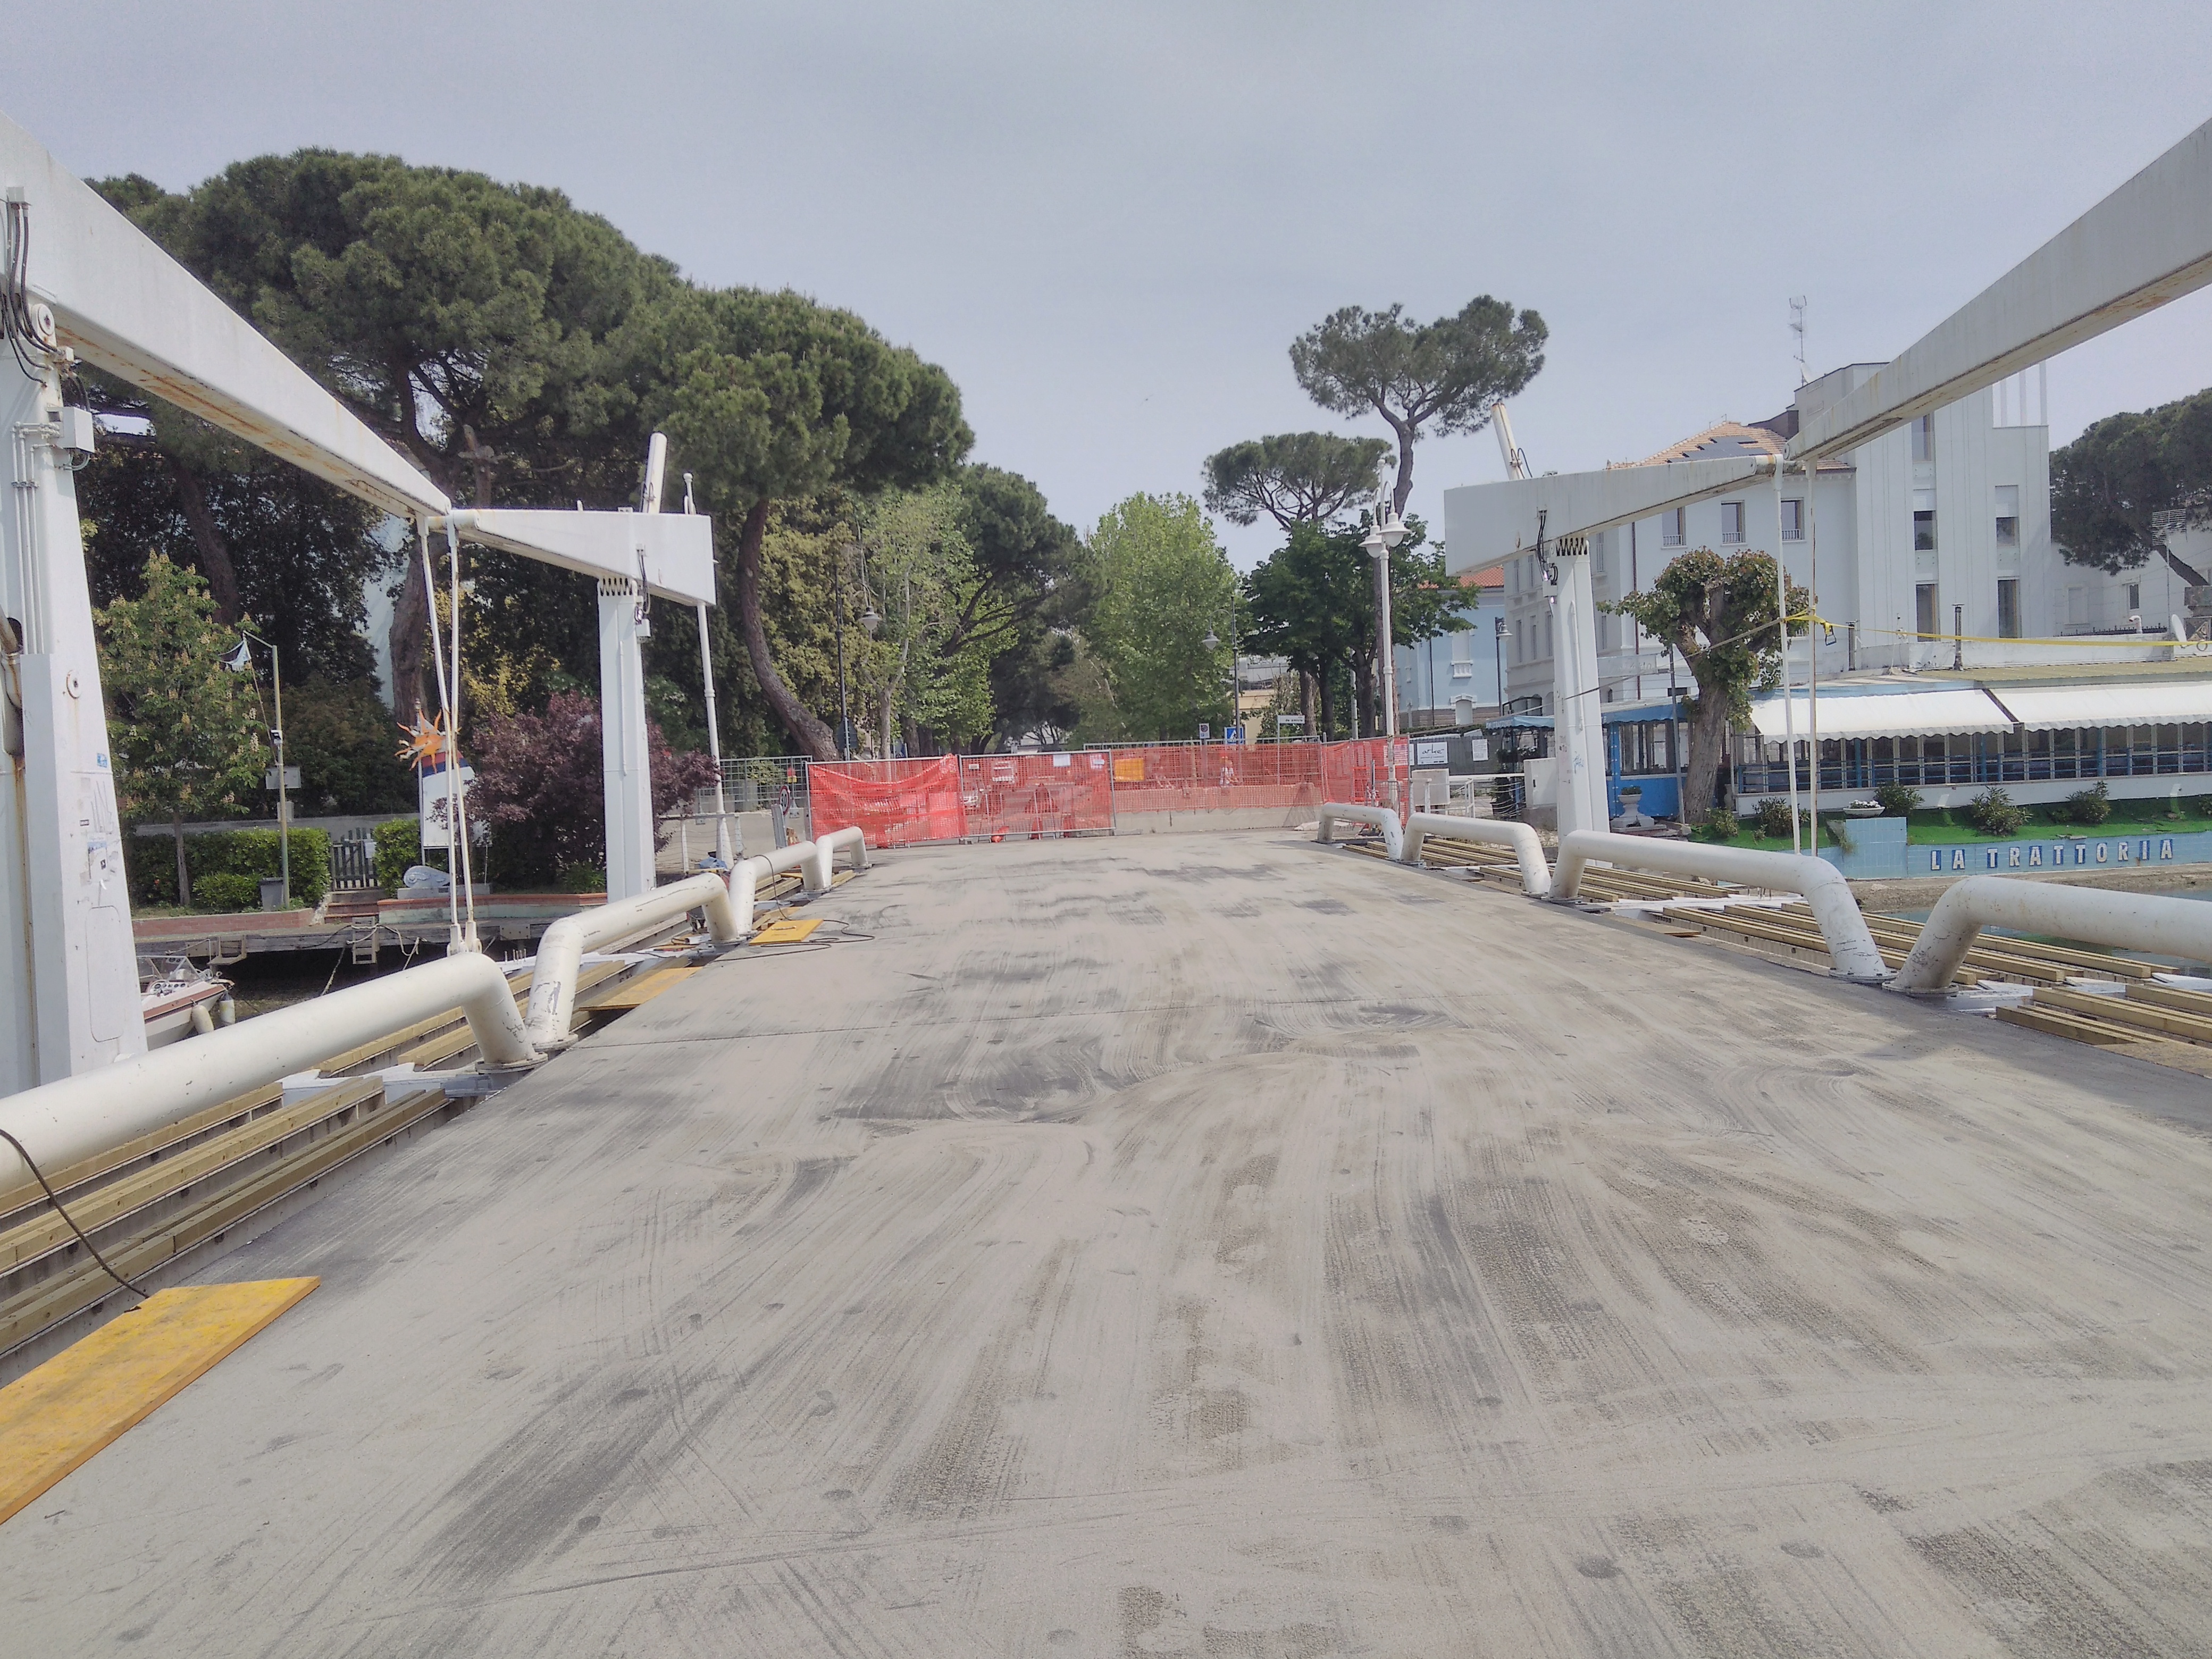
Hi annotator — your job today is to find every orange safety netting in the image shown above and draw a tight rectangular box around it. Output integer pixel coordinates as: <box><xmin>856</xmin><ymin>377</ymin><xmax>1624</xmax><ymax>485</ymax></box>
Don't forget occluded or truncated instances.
<box><xmin>811</xmin><ymin>740</ymin><xmax>1407</xmax><ymax>847</ymax></box>
<box><xmin>809</xmin><ymin>756</ymin><xmax>969</xmax><ymax>848</ymax></box>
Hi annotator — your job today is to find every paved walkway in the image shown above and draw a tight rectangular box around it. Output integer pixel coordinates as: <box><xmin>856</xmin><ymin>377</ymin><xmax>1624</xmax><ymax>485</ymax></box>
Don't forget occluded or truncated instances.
<box><xmin>10</xmin><ymin>831</ymin><xmax>2212</xmax><ymax>1655</ymax></box>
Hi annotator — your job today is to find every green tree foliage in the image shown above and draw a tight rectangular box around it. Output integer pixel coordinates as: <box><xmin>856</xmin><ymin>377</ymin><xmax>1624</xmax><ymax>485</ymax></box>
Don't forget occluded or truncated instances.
<box><xmin>1290</xmin><ymin>298</ymin><xmax>1547</xmax><ymax>515</ymax></box>
<box><xmin>1079</xmin><ymin>496</ymin><xmax>1238</xmax><ymax>741</ymax></box>
<box><xmin>844</xmin><ymin>485</ymin><xmax>1000</xmax><ymax>755</ymax></box>
<box><xmin>1611</xmin><ymin>547</ymin><xmax>1806</xmax><ymax>820</ymax></box>
<box><xmin>657</xmin><ymin>288</ymin><xmax>971</xmax><ymax>759</ymax></box>
<box><xmin>954</xmin><ymin>466</ymin><xmax>1094</xmax><ymax>746</ymax></box>
<box><xmin>95</xmin><ymin>157</ymin><xmax>684</xmax><ymax>719</ymax></box>
<box><xmin>2051</xmin><ymin>386</ymin><xmax>2212</xmax><ymax>583</ymax></box>
<box><xmin>1201</xmin><ymin>432</ymin><xmax>1392</xmax><ymax>532</ymax></box>
<box><xmin>95</xmin><ymin>554</ymin><xmax>269</xmax><ymax>904</ymax></box>
<box><xmin>279</xmin><ymin>677</ymin><xmax>417</xmax><ymax>814</ymax></box>
<box><xmin>1241</xmin><ymin>515</ymin><xmax>1465</xmax><ymax>738</ymax></box>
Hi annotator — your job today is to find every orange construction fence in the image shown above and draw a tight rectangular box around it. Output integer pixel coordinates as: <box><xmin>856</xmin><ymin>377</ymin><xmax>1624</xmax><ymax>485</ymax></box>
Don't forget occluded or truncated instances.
<box><xmin>810</xmin><ymin>740</ymin><xmax>1407</xmax><ymax>848</ymax></box>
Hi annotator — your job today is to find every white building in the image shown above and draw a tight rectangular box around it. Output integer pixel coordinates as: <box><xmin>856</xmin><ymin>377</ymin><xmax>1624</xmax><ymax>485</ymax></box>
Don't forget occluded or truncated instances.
<box><xmin>1493</xmin><ymin>362</ymin><xmax>2189</xmax><ymax>711</ymax></box>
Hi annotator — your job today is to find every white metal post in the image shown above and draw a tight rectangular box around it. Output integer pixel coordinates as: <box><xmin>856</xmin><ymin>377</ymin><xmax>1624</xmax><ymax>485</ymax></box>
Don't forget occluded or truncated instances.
<box><xmin>1</xmin><ymin>353</ymin><xmax>145</xmax><ymax>1093</ymax></box>
<box><xmin>1548</xmin><ymin>535</ymin><xmax>1610</xmax><ymax>839</ymax></box>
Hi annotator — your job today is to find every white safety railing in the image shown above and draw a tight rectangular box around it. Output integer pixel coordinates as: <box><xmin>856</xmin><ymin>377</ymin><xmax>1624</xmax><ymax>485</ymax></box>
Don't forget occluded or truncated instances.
<box><xmin>1553</xmin><ymin>830</ymin><xmax>1891</xmax><ymax>983</ymax></box>
<box><xmin>1892</xmin><ymin>875</ymin><xmax>2212</xmax><ymax>993</ymax></box>
<box><xmin>0</xmin><ymin>953</ymin><xmax>537</xmax><ymax>1192</ymax></box>
<box><xmin>1316</xmin><ymin>803</ymin><xmax>1404</xmax><ymax>862</ymax></box>
<box><xmin>522</xmin><ymin>872</ymin><xmax>744</xmax><ymax>1051</ymax></box>
<box><xmin>808</xmin><ymin>826</ymin><xmax>870</xmax><ymax>891</ymax></box>
<box><xmin>1403</xmin><ymin>812</ymin><xmax>1551</xmax><ymax>897</ymax></box>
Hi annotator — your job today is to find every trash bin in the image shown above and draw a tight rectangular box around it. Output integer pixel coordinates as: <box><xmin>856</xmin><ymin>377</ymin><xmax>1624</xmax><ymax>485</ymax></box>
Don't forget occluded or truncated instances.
<box><xmin>259</xmin><ymin>876</ymin><xmax>286</xmax><ymax>911</ymax></box>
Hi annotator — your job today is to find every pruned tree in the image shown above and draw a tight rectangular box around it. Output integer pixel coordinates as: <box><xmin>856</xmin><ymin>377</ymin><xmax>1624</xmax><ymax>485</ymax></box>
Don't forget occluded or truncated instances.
<box><xmin>658</xmin><ymin>288</ymin><xmax>971</xmax><ymax>760</ymax></box>
<box><xmin>94</xmin><ymin>553</ymin><xmax>269</xmax><ymax>904</ymax></box>
<box><xmin>1202</xmin><ymin>432</ymin><xmax>1392</xmax><ymax>532</ymax></box>
<box><xmin>1290</xmin><ymin>298</ymin><xmax>1547</xmax><ymax>516</ymax></box>
<box><xmin>2052</xmin><ymin>386</ymin><xmax>2212</xmax><ymax>584</ymax></box>
<box><xmin>1611</xmin><ymin>548</ymin><xmax>1807</xmax><ymax>820</ymax></box>
<box><xmin>468</xmin><ymin>690</ymin><xmax>718</xmax><ymax>885</ymax></box>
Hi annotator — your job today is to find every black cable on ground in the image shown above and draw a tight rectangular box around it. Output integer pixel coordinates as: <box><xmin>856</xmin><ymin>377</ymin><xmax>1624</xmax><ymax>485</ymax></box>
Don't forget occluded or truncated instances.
<box><xmin>0</xmin><ymin>1129</ymin><xmax>150</xmax><ymax>1300</ymax></box>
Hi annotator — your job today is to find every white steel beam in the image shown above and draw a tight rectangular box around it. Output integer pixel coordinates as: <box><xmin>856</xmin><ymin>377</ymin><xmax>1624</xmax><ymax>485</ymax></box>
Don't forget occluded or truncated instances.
<box><xmin>1791</xmin><ymin>115</ymin><xmax>2212</xmax><ymax>462</ymax></box>
<box><xmin>439</xmin><ymin>508</ymin><xmax>716</xmax><ymax>606</ymax></box>
<box><xmin>1</xmin><ymin>112</ymin><xmax>448</xmax><ymax>522</ymax></box>
<box><xmin>1443</xmin><ymin>456</ymin><xmax>1774</xmax><ymax>577</ymax></box>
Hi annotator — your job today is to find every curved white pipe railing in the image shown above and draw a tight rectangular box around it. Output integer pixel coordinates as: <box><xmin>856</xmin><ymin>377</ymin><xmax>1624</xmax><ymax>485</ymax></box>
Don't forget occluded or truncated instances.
<box><xmin>1402</xmin><ymin>812</ymin><xmax>1551</xmax><ymax>897</ymax></box>
<box><xmin>807</xmin><ymin>826</ymin><xmax>870</xmax><ymax>892</ymax></box>
<box><xmin>0</xmin><ymin>953</ymin><xmax>536</xmax><ymax>1192</ymax></box>
<box><xmin>1553</xmin><ymin>830</ymin><xmax>1891</xmax><ymax>983</ymax></box>
<box><xmin>523</xmin><ymin>872</ymin><xmax>744</xmax><ymax>1051</ymax></box>
<box><xmin>1892</xmin><ymin>876</ymin><xmax>2212</xmax><ymax>994</ymax></box>
<box><xmin>1316</xmin><ymin>803</ymin><xmax>1404</xmax><ymax>862</ymax></box>
<box><xmin>728</xmin><ymin>839</ymin><xmax>818</xmax><ymax>937</ymax></box>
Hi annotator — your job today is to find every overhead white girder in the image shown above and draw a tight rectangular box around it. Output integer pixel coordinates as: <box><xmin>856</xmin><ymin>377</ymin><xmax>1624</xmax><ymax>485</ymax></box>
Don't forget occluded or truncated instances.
<box><xmin>438</xmin><ymin>508</ymin><xmax>716</xmax><ymax>607</ymax></box>
<box><xmin>1791</xmin><ymin>114</ymin><xmax>2212</xmax><ymax>463</ymax></box>
<box><xmin>1444</xmin><ymin>455</ymin><xmax>1775</xmax><ymax>578</ymax></box>
<box><xmin>1</xmin><ymin>111</ymin><xmax>449</xmax><ymax>521</ymax></box>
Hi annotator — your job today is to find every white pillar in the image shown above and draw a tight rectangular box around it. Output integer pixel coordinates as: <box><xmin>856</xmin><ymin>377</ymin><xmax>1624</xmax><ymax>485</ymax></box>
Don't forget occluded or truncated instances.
<box><xmin>1</xmin><ymin>357</ymin><xmax>145</xmax><ymax>1095</ymax></box>
<box><xmin>1548</xmin><ymin>535</ymin><xmax>1610</xmax><ymax>839</ymax></box>
<box><xmin>598</xmin><ymin>571</ymin><xmax>657</xmax><ymax>902</ymax></box>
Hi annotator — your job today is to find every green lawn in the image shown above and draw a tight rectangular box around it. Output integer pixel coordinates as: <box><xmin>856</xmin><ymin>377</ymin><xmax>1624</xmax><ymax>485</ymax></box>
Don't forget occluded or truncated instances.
<box><xmin>1689</xmin><ymin>794</ymin><xmax>2212</xmax><ymax>854</ymax></box>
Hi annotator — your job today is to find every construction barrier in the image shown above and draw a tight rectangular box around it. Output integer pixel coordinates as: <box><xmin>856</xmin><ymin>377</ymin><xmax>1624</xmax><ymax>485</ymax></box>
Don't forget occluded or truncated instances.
<box><xmin>811</xmin><ymin>740</ymin><xmax>1410</xmax><ymax>849</ymax></box>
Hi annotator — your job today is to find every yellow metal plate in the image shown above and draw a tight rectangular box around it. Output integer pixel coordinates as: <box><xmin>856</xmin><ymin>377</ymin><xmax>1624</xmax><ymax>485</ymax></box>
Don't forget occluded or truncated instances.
<box><xmin>0</xmin><ymin>1277</ymin><xmax>318</xmax><ymax>1527</ymax></box>
<box><xmin>588</xmin><ymin>965</ymin><xmax>701</xmax><ymax>1010</ymax></box>
<box><xmin>749</xmin><ymin>917</ymin><xmax>823</xmax><ymax>944</ymax></box>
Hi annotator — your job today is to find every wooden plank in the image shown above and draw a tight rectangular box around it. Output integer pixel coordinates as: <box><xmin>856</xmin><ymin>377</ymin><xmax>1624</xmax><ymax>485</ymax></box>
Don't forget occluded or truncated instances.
<box><xmin>0</xmin><ymin>1278</ymin><xmax>318</xmax><ymax>1526</ymax></box>
<box><xmin>0</xmin><ymin>1080</ymin><xmax>382</xmax><ymax>1274</ymax></box>
<box><xmin>0</xmin><ymin>1090</ymin><xmax>448</xmax><ymax>1355</ymax></box>
<box><xmin>1996</xmin><ymin>1004</ymin><xmax>2141</xmax><ymax>1046</ymax></box>
<box><xmin>583</xmin><ymin>966</ymin><xmax>701</xmax><ymax>1011</ymax></box>
<box><xmin>0</xmin><ymin>1083</ymin><xmax>284</xmax><ymax>1226</ymax></box>
<box><xmin>2039</xmin><ymin>987</ymin><xmax>2212</xmax><ymax>1045</ymax></box>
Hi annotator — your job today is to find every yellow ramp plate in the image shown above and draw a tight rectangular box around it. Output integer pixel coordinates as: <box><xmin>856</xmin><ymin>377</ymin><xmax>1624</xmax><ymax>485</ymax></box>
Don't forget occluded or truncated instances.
<box><xmin>588</xmin><ymin>965</ymin><xmax>700</xmax><ymax>1010</ymax></box>
<box><xmin>749</xmin><ymin>917</ymin><xmax>822</xmax><ymax>944</ymax></box>
<box><xmin>0</xmin><ymin>1277</ymin><xmax>317</xmax><ymax>1527</ymax></box>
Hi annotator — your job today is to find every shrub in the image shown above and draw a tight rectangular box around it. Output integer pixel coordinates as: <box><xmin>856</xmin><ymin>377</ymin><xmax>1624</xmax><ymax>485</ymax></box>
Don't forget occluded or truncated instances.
<box><xmin>2063</xmin><ymin>781</ymin><xmax>2112</xmax><ymax>826</ymax></box>
<box><xmin>189</xmin><ymin>872</ymin><xmax>262</xmax><ymax>912</ymax></box>
<box><xmin>1756</xmin><ymin>797</ymin><xmax>1811</xmax><ymax>840</ymax></box>
<box><xmin>1873</xmin><ymin>782</ymin><xmax>1922</xmax><ymax>817</ymax></box>
<box><xmin>557</xmin><ymin>864</ymin><xmax>607</xmax><ymax>893</ymax></box>
<box><xmin>374</xmin><ymin>817</ymin><xmax>422</xmax><ymax>890</ymax></box>
<box><xmin>1700</xmin><ymin>807</ymin><xmax>1739</xmax><ymax>841</ymax></box>
<box><xmin>1968</xmin><ymin>786</ymin><xmax>2026</xmax><ymax>837</ymax></box>
<box><xmin>186</xmin><ymin>827</ymin><xmax>331</xmax><ymax>908</ymax></box>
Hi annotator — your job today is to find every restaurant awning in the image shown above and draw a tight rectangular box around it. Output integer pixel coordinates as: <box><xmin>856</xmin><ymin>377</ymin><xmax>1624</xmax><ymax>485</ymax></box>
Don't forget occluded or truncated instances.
<box><xmin>1748</xmin><ymin>688</ymin><xmax>2010</xmax><ymax>740</ymax></box>
<box><xmin>1987</xmin><ymin>680</ymin><xmax>2212</xmax><ymax>731</ymax></box>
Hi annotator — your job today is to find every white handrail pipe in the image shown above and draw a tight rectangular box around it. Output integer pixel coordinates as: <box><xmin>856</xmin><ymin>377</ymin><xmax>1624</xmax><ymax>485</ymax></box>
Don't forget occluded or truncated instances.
<box><xmin>808</xmin><ymin>826</ymin><xmax>870</xmax><ymax>893</ymax></box>
<box><xmin>0</xmin><ymin>953</ymin><xmax>534</xmax><ymax>1192</ymax></box>
<box><xmin>1402</xmin><ymin>812</ymin><xmax>1551</xmax><ymax>897</ymax></box>
<box><xmin>1892</xmin><ymin>876</ymin><xmax>2212</xmax><ymax>994</ymax></box>
<box><xmin>1316</xmin><ymin>803</ymin><xmax>1404</xmax><ymax>863</ymax></box>
<box><xmin>522</xmin><ymin>872</ymin><xmax>743</xmax><ymax>1051</ymax></box>
<box><xmin>1552</xmin><ymin>830</ymin><xmax>1890</xmax><ymax>983</ymax></box>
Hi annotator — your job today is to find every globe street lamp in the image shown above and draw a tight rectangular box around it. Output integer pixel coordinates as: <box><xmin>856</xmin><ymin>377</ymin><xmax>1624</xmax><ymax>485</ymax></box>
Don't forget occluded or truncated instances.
<box><xmin>220</xmin><ymin>629</ymin><xmax>289</xmax><ymax>907</ymax></box>
<box><xmin>1362</xmin><ymin>506</ymin><xmax>1410</xmax><ymax>738</ymax></box>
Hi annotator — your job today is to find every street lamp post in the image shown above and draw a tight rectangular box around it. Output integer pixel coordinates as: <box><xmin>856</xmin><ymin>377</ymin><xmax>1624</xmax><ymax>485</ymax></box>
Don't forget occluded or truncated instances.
<box><xmin>223</xmin><ymin>629</ymin><xmax>288</xmax><ymax>907</ymax></box>
<box><xmin>835</xmin><ymin>543</ymin><xmax>857</xmax><ymax>760</ymax></box>
<box><xmin>1362</xmin><ymin>506</ymin><xmax>1410</xmax><ymax>738</ymax></box>
<box><xmin>1493</xmin><ymin>615</ymin><xmax>1509</xmax><ymax>714</ymax></box>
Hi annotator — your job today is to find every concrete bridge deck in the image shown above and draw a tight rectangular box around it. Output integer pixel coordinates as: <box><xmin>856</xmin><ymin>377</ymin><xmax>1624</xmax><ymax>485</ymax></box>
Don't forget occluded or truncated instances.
<box><xmin>10</xmin><ymin>831</ymin><xmax>2212</xmax><ymax>1655</ymax></box>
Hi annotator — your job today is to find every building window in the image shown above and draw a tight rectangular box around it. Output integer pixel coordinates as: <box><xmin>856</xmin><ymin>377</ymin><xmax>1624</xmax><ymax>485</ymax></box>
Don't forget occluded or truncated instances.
<box><xmin>1911</xmin><ymin>414</ymin><xmax>1934</xmax><ymax>464</ymax></box>
<box><xmin>1591</xmin><ymin>529</ymin><xmax>1606</xmax><ymax>577</ymax></box>
<box><xmin>1995</xmin><ymin>483</ymin><xmax>2020</xmax><ymax>547</ymax></box>
<box><xmin>2126</xmin><ymin>583</ymin><xmax>2141</xmax><ymax>614</ymax></box>
<box><xmin>1661</xmin><ymin>507</ymin><xmax>1685</xmax><ymax>547</ymax></box>
<box><xmin>1913</xmin><ymin>509</ymin><xmax>1937</xmax><ymax>552</ymax></box>
<box><xmin>1997</xmin><ymin>579</ymin><xmax>2021</xmax><ymax>638</ymax></box>
<box><xmin>1781</xmin><ymin>498</ymin><xmax>1804</xmax><ymax>541</ymax></box>
<box><xmin>1916</xmin><ymin>582</ymin><xmax>1939</xmax><ymax>639</ymax></box>
<box><xmin>1720</xmin><ymin>501</ymin><xmax>1746</xmax><ymax>543</ymax></box>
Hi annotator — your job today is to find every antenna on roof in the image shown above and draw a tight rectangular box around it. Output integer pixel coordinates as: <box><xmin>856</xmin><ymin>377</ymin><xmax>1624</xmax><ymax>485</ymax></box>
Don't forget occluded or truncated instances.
<box><xmin>1789</xmin><ymin>296</ymin><xmax>1809</xmax><ymax>386</ymax></box>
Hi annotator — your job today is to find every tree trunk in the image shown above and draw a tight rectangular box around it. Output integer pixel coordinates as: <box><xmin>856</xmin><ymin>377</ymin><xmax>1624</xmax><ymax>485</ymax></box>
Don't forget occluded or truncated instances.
<box><xmin>1683</xmin><ymin>694</ymin><xmax>1732</xmax><ymax>825</ymax></box>
<box><xmin>734</xmin><ymin>499</ymin><xmax>837</xmax><ymax>761</ymax></box>
<box><xmin>172</xmin><ymin>810</ymin><xmax>190</xmax><ymax>909</ymax></box>
<box><xmin>164</xmin><ymin>457</ymin><xmax>240</xmax><ymax>623</ymax></box>
<box><xmin>389</xmin><ymin>554</ymin><xmax>430</xmax><ymax>725</ymax></box>
<box><xmin>1300</xmin><ymin>669</ymin><xmax>1317</xmax><ymax>738</ymax></box>
<box><xmin>1385</xmin><ymin>413</ymin><xmax>1417</xmax><ymax>518</ymax></box>
<box><xmin>1352</xmin><ymin>655</ymin><xmax>1374</xmax><ymax>740</ymax></box>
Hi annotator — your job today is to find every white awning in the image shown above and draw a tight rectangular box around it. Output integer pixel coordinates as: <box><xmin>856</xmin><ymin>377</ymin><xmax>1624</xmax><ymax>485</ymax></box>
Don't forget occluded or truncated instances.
<box><xmin>1748</xmin><ymin>688</ymin><xmax>2010</xmax><ymax>740</ymax></box>
<box><xmin>1988</xmin><ymin>681</ymin><xmax>2212</xmax><ymax>731</ymax></box>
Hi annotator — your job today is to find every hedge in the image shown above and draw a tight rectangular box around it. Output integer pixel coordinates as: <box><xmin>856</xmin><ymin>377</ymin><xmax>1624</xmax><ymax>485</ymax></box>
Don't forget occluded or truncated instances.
<box><xmin>374</xmin><ymin>817</ymin><xmax>421</xmax><ymax>890</ymax></box>
<box><xmin>128</xmin><ymin>827</ymin><xmax>331</xmax><ymax>909</ymax></box>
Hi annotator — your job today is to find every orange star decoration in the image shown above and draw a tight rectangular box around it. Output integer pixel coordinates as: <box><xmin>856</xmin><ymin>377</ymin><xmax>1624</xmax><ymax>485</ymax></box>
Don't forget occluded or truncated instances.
<box><xmin>396</xmin><ymin>711</ymin><xmax>452</xmax><ymax>767</ymax></box>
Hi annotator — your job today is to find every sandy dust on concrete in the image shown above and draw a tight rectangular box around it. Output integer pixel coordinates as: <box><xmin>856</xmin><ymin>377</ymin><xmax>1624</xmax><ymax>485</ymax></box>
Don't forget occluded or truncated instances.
<box><xmin>9</xmin><ymin>832</ymin><xmax>2212</xmax><ymax>1656</ymax></box>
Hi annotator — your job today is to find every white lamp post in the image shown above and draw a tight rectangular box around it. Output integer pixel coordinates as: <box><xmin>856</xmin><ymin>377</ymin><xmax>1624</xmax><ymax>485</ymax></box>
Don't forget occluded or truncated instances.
<box><xmin>1362</xmin><ymin>506</ymin><xmax>1410</xmax><ymax>738</ymax></box>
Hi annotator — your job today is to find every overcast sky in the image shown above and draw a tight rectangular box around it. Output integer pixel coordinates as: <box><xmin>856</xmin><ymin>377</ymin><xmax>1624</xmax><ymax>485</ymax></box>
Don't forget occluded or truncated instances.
<box><xmin>20</xmin><ymin>2</ymin><xmax>2212</xmax><ymax>566</ymax></box>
